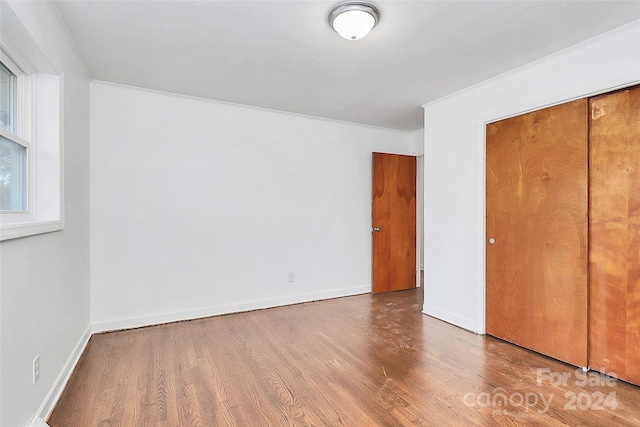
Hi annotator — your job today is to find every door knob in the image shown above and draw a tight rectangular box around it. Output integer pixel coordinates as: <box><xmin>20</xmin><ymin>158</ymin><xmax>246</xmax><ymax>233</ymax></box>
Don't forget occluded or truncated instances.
<box><xmin>372</xmin><ymin>227</ymin><xmax>381</xmax><ymax>232</ymax></box>
<box><xmin>488</xmin><ymin>237</ymin><xmax>496</xmax><ymax>244</ymax></box>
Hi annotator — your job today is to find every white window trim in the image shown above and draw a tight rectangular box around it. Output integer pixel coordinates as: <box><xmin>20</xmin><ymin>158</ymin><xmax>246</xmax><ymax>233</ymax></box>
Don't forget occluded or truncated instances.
<box><xmin>0</xmin><ymin>44</ymin><xmax>64</xmax><ymax>241</ymax></box>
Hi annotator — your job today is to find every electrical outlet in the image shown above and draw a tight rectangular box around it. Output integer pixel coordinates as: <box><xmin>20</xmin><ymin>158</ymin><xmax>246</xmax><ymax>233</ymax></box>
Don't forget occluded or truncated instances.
<box><xmin>288</xmin><ymin>272</ymin><xmax>295</xmax><ymax>283</ymax></box>
<box><xmin>33</xmin><ymin>355</ymin><xmax>40</xmax><ymax>384</ymax></box>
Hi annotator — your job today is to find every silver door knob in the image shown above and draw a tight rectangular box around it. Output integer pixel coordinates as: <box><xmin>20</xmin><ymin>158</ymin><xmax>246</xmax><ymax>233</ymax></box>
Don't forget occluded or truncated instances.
<box><xmin>372</xmin><ymin>227</ymin><xmax>381</xmax><ymax>232</ymax></box>
<box><xmin>488</xmin><ymin>237</ymin><xmax>496</xmax><ymax>244</ymax></box>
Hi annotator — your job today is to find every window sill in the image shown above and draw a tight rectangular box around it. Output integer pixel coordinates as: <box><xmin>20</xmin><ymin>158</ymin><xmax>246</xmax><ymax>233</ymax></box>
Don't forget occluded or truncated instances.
<box><xmin>1</xmin><ymin>219</ymin><xmax>63</xmax><ymax>241</ymax></box>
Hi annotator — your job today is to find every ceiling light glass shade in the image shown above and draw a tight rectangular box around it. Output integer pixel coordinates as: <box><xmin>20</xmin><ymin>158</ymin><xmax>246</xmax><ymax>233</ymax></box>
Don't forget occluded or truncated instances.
<box><xmin>329</xmin><ymin>2</ymin><xmax>380</xmax><ymax>40</ymax></box>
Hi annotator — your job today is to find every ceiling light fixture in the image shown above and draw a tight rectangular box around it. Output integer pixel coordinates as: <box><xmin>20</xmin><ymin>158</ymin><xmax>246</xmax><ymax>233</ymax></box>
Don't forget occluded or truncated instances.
<box><xmin>328</xmin><ymin>1</ymin><xmax>380</xmax><ymax>41</ymax></box>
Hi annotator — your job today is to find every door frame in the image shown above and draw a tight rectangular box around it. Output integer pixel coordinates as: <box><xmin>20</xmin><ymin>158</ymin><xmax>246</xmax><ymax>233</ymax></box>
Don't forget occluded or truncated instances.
<box><xmin>371</xmin><ymin>152</ymin><xmax>422</xmax><ymax>292</ymax></box>
<box><xmin>416</xmin><ymin>155</ymin><xmax>424</xmax><ymax>288</ymax></box>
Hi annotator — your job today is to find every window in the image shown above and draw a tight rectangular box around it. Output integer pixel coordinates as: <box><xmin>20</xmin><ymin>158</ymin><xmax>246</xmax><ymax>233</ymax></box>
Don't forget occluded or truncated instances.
<box><xmin>0</xmin><ymin>37</ymin><xmax>62</xmax><ymax>240</ymax></box>
<box><xmin>1</xmin><ymin>61</ymin><xmax>17</xmax><ymax>132</ymax></box>
<box><xmin>0</xmin><ymin>135</ymin><xmax>27</xmax><ymax>211</ymax></box>
<box><xmin>1</xmin><ymin>59</ymin><xmax>28</xmax><ymax>212</ymax></box>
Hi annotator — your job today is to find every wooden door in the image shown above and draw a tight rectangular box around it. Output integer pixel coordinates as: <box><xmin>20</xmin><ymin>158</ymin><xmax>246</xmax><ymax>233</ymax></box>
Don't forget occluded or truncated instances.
<box><xmin>486</xmin><ymin>100</ymin><xmax>588</xmax><ymax>367</ymax></box>
<box><xmin>372</xmin><ymin>152</ymin><xmax>416</xmax><ymax>293</ymax></box>
<box><xmin>589</xmin><ymin>86</ymin><xmax>640</xmax><ymax>385</ymax></box>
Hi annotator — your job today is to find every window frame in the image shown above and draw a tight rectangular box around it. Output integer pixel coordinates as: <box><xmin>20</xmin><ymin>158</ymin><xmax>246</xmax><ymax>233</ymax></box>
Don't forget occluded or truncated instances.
<box><xmin>0</xmin><ymin>49</ymin><xmax>34</xmax><ymax>214</ymax></box>
<box><xmin>0</xmin><ymin>50</ymin><xmax>33</xmax><ymax>215</ymax></box>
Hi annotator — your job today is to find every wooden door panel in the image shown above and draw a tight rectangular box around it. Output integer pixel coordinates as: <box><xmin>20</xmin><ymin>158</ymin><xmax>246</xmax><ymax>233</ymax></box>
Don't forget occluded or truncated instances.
<box><xmin>589</xmin><ymin>87</ymin><xmax>640</xmax><ymax>385</ymax></box>
<box><xmin>486</xmin><ymin>99</ymin><xmax>588</xmax><ymax>367</ymax></box>
<box><xmin>372</xmin><ymin>153</ymin><xmax>416</xmax><ymax>293</ymax></box>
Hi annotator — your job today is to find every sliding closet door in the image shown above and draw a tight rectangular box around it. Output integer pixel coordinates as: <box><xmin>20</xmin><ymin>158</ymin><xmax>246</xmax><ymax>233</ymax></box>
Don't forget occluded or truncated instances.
<box><xmin>589</xmin><ymin>86</ymin><xmax>640</xmax><ymax>385</ymax></box>
<box><xmin>486</xmin><ymin>99</ymin><xmax>588</xmax><ymax>367</ymax></box>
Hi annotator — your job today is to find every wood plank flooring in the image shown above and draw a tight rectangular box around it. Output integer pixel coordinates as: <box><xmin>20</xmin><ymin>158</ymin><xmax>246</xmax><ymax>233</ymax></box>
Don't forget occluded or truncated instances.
<box><xmin>48</xmin><ymin>288</ymin><xmax>640</xmax><ymax>426</ymax></box>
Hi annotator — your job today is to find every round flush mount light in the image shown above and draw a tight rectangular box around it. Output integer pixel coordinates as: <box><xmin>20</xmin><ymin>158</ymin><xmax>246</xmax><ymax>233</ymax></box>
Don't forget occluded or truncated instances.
<box><xmin>328</xmin><ymin>1</ymin><xmax>380</xmax><ymax>40</ymax></box>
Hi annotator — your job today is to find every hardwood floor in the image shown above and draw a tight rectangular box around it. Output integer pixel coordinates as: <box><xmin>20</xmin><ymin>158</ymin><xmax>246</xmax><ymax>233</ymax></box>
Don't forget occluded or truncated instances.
<box><xmin>49</xmin><ymin>288</ymin><xmax>640</xmax><ymax>426</ymax></box>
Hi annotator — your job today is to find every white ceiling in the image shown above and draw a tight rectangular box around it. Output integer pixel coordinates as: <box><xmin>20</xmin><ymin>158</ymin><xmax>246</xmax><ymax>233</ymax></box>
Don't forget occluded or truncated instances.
<box><xmin>55</xmin><ymin>0</ymin><xmax>640</xmax><ymax>131</ymax></box>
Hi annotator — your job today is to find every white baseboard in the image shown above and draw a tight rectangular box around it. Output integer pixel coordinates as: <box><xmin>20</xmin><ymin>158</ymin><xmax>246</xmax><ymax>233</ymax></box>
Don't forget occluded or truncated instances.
<box><xmin>30</xmin><ymin>417</ymin><xmax>49</xmax><ymax>427</ymax></box>
<box><xmin>28</xmin><ymin>324</ymin><xmax>91</xmax><ymax>427</ymax></box>
<box><xmin>422</xmin><ymin>304</ymin><xmax>478</xmax><ymax>333</ymax></box>
<box><xmin>92</xmin><ymin>286</ymin><xmax>371</xmax><ymax>334</ymax></box>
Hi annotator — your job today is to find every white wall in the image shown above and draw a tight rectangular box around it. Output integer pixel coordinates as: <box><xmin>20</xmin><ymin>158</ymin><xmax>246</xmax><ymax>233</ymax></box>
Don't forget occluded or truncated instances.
<box><xmin>407</xmin><ymin>128</ymin><xmax>424</xmax><ymax>155</ymax></box>
<box><xmin>90</xmin><ymin>82</ymin><xmax>420</xmax><ymax>331</ymax></box>
<box><xmin>0</xmin><ymin>1</ymin><xmax>91</xmax><ymax>426</ymax></box>
<box><xmin>422</xmin><ymin>21</ymin><xmax>640</xmax><ymax>332</ymax></box>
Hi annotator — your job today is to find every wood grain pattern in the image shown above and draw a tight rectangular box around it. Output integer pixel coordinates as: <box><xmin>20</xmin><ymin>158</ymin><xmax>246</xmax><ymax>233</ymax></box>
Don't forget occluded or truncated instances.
<box><xmin>48</xmin><ymin>288</ymin><xmax>640</xmax><ymax>426</ymax></box>
<box><xmin>372</xmin><ymin>152</ymin><xmax>417</xmax><ymax>293</ymax></box>
<box><xmin>589</xmin><ymin>86</ymin><xmax>640</xmax><ymax>386</ymax></box>
<box><xmin>486</xmin><ymin>99</ymin><xmax>589</xmax><ymax>367</ymax></box>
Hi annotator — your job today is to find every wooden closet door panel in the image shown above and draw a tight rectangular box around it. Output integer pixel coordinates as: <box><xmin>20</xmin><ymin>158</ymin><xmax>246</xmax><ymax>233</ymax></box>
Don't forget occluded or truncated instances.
<box><xmin>589</xmin><ymin>87</ymin><xmax>640</xmax><ymax>385</ymax></box>
<box><xmin>486</xmin><ymin>99</ymin><xmax>588</xmax><ymax>367</ymax></box>
<box><xmin>372</xmin><ymin>153</ymin><xmax>417</xmax><ymax>293</ymax></box>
